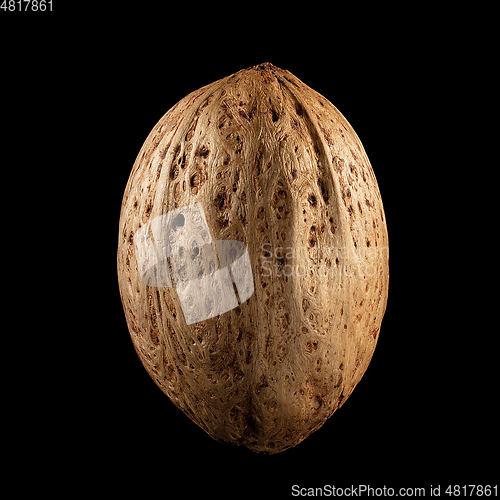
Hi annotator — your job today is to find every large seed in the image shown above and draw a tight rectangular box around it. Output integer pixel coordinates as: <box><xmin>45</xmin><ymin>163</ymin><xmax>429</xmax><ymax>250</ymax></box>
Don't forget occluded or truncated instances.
<box><xmin>117</xmin><ymin>63</ymin><xmax>389</xmax><ymax>454</ymax></box>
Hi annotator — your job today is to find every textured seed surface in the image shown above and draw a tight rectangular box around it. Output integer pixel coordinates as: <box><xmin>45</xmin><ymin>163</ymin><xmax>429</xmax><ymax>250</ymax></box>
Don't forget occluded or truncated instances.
<box><xmin>117</xmin><ymin>63</ymin><xmax>389</xmax><ymax>454</ymax></box>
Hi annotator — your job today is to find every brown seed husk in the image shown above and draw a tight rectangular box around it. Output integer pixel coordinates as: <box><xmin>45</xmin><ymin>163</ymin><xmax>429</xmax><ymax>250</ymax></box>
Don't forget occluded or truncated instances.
<box><xmin>117</xmin><ymin>63</ymin><xmax>389</xmax><ymax>454</ymax></box>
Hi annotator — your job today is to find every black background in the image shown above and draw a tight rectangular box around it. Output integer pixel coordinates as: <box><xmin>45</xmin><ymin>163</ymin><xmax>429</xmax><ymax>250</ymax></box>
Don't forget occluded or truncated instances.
<box><xmin>3</xmin><ymin>5</ymin><xmax>495</xmax><ymax>497</ymax></box>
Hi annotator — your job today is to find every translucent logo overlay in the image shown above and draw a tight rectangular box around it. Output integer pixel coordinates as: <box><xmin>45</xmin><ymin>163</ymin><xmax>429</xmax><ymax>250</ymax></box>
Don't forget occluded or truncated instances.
<box><xmin>134</xmin><ymin>203</ymin><xmax>254</xmax><ymax>325</ymax></box>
